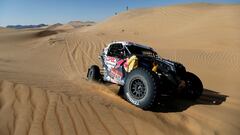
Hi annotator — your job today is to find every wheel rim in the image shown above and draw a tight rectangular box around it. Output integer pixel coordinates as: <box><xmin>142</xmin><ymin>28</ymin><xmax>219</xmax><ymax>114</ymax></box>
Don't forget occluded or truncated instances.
<box><xmin>129</xmin><ymin>78</ymin><xmax>146</xmax><ymax>100</ymax></box>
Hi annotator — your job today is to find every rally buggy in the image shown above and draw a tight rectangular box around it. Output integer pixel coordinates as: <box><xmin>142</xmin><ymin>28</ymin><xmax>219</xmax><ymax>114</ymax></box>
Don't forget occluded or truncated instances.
<box><xmin>87</xmin><ymin>41</ymin><xmax>203</xmax><ymax>109</ymax></box>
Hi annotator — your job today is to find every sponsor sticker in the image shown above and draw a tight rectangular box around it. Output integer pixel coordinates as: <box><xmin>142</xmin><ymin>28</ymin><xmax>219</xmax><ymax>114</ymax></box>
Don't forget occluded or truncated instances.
<box><xmin>126</xmin><ymin>92</ymin><xmax>140</xmax><ymax>105</ymax></box>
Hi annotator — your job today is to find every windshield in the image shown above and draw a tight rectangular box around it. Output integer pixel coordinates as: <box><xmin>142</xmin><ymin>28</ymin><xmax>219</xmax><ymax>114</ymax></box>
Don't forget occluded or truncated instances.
<box><xmin>126</xmin><ymin>45</ymin><xmax>158</xmax><ymax>57</ymax></box>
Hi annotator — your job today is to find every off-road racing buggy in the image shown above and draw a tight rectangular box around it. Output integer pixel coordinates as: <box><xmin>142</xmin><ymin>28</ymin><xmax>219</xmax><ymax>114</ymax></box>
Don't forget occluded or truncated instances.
<box><xmin>87</xmin><ymin>41</ymin><xmax>203</xmax><ymax>109</ymax></box>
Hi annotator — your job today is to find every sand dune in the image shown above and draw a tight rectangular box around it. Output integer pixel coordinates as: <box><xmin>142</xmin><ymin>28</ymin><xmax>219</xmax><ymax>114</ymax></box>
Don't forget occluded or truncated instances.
<box><xmin>47</xmin><ymin>23</ymin><xmax>63</xmax><ymax>29</ymax></box>
<box><xmin>0</xmin><ymin>3</ymin><xmax>240</xmax><ymax>135</ymax></box>
<box><xmin>68</xmin><ymin>21</ymin><xmax>95</xmax><ymax>28</ymax></box>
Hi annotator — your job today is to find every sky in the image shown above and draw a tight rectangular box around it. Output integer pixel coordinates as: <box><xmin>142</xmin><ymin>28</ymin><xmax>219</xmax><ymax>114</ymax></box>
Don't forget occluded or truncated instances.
<box><xmin>0</xmin><ymin>0</ymin><xmax>239</xmax><ymax>26</ymax></box>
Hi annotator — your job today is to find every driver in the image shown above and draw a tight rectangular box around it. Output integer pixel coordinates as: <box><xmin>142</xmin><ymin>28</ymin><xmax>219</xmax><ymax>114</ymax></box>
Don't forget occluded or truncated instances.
<box><xmin>117</xmin><ymin>47</ymin><xmax>125</xmax><ymax>59</ymax></box>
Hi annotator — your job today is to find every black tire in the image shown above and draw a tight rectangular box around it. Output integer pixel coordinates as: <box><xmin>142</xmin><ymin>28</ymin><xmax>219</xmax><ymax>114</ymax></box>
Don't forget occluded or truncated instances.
<box><xmin>183</xmin><ymin>72</ymin><xmax>203</xmax><ymax>100</ymax></box>
<box><xmin>123</xmin><ymin>67</ymin><xmax>160</xmax><ymax>110</ymax></box>
<box><xmin>118</xmin><ymin>86</ymin><xmax>124</xmax><ymax>96</ymax></box>
<box><xmin>87</xmin><ymin>65</ymin><xmax>101</xmax><ymax>82</ymax></box>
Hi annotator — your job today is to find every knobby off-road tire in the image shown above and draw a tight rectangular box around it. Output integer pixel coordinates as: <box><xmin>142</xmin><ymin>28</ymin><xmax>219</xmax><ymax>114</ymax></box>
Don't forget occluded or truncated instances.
<box><xmin>87</xmin><ymin>65</ymin><xmax>101</xmax><ymax>82</ymax></box>
<box><xmin>123</xmin><ymin>67</ymin><xmax>160</xmax><ymax>110</ymax></box>
<box><xmin>183</xmin><ymin>72</ymin><xmax>203</xmax><ymax>100</ymax></box>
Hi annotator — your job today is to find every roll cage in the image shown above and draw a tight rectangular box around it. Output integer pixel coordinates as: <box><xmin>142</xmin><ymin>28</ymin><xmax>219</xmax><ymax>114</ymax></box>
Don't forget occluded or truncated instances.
<box><xmin>106</xmin><ymin>42</ymin><xmax>158</xmax><ymax>59</ymax></box>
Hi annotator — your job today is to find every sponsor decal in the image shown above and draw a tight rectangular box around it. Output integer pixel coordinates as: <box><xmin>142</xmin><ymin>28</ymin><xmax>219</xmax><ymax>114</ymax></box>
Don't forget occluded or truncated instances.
<box><xmin>106</xmin><ymin>56</ymin><xmax>116</xmax><ymax>63</ymax></box>
<box><xmin>126</xmin><ymin>92</ymin><xmax>140</xmax><ymax>105</ymax></box>
<box><xmin>110</xmin><ymin>68</ymin><xmax>123</xmax><ymax>79</ymax></box>
<box><xmin>105</xmin><ymin>56</ymin><xmax>117</xmax><ymax>68</ymax></box>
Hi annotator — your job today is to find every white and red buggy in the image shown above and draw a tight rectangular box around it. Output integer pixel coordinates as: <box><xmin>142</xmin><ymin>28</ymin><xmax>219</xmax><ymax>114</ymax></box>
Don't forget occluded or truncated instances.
<box><xmin>87</xmin><ymin>41</ymin><xmax>203</xmax><ymax>109</ymax></box>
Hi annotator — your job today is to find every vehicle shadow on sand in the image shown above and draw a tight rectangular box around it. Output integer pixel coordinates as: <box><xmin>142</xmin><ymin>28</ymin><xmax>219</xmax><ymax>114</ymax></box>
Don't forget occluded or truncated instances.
<box><xmin>152</xmin><ymin>89</ymin><xmax>228</xmax><ymax>112</ymax></box>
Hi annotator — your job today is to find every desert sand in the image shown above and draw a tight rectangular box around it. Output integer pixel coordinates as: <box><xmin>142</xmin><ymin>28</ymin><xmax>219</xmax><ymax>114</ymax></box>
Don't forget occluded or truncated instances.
<box><xmin>0</xmin><ymin>3</ymin><xmax>240</xmax><ymax>135</ymax></box>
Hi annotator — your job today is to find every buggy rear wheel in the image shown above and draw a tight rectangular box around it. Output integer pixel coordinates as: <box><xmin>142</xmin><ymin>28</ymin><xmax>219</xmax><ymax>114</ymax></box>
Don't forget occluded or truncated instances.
<box><xmin>182</xmin><ymin>72</ymin><xmax>203</xmax><ymax>100</ymax></box>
